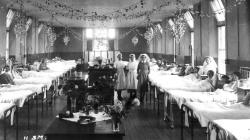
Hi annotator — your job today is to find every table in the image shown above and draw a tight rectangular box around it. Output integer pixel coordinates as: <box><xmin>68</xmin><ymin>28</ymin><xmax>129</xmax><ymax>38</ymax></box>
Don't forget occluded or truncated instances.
<box><xmin>45</xmin><ymin>118</ymin><xmax>125</xmax><ymax>140</ymax></box>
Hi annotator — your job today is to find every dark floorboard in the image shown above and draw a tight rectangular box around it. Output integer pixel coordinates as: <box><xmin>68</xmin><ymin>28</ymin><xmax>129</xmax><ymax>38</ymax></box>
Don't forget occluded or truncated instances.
<box><xmin>0</xmin><ymin>95</ymin><xmax>207</xmax><ymax>140</ymax></box>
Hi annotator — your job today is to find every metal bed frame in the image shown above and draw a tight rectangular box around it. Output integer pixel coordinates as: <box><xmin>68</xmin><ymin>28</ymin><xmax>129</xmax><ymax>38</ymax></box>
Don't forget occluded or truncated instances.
<box><xmin>1</xmin><ymin>104</ymin><xmax>18</xmax><ymax>140</ymax></box>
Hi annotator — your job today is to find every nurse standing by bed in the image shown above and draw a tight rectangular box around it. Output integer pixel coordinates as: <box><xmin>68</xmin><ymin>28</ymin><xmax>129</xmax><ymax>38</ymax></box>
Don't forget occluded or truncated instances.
<box><xmin>126</xmin><ymin>54</ymin><xmax>138</xmax><ymax>99</ymax></box>
<box><xmin>114</xmin><ymin>53</ymin><xmax>126</xmax><ymax>101</ymax></box>
<box><xmin>137</xmin><ymin>54</ymin><xmax>150</xmax><ymax>104</ymax></box>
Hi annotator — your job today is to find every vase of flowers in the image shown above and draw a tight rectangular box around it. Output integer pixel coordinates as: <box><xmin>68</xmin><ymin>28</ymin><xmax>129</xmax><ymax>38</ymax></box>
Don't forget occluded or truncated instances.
<box><xmin>112</xmin><ymin>114</ymin><xmax>121</xmax><ymax>132</ymax></box>
<box><xmin>104</xmin><ymin>100</ymin><xmax>124</xmax><ymax>132</ymax></box>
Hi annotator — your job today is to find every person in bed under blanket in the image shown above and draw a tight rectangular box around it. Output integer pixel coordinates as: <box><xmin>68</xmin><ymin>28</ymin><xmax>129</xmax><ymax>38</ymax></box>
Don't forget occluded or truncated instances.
<box><xmin>198</xmin><ymin>70</ymin><xmax>216</xmax><ymax>92</ymax></box>
<box><xmin>223</xmin><ymin>72</ymin><xmax>240</xmax><ymax>92</ymax></box>
<box><xmin>0</xmin><ymin>65</ymin><xmax>15</xmax><ymax>85</ymax></box>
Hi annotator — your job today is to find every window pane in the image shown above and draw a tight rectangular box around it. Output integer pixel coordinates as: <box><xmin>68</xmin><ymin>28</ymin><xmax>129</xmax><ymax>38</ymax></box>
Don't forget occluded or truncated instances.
<box><xmin>108</xmin><ymin>29</ymin><xmax>115</xmax><ymax>39</ymax></box>
<box><xmin>210</xmin><ymin>0</ymin><xmax>225</xmax><ymax>22</ymax></box>
<box><xmin>184</xmin><ymin>11</ymin><xmax>194</xmax><ymax>29</ymax></box>
<box><xmin>168</xmin><ymin>19</ymin><xmax>174</xmax><ymax>30</ymax></box>
<box><xmin>93</xmin><ymin>40</ymin><xmax>109</xmax><ymax>51</ymax></box>
<box><xmin>6</xmin><ymin>9</ymin><xmax>15</xmax><ymax>28</ymax></box>
<box><xmin>86</xmin><ymin>29</ymin><xmax>93</xmax><ymax>39</ymax></box>
<box><xmin>94</xmin><ymin>29</ymin><xmax>107</xmax><ymax>38</ymax></box>
<box><xmin>191</xmin><ymin>32</ymin><xmax>194</xmax><ymax>67</ymax></box>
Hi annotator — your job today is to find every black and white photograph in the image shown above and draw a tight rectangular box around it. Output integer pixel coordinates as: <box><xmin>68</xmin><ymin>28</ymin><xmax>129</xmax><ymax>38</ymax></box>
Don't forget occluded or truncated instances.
<box><xmin>0</xmin><ymin>0</ymin><xmax>249</xmax><ymax>140</ymax></box>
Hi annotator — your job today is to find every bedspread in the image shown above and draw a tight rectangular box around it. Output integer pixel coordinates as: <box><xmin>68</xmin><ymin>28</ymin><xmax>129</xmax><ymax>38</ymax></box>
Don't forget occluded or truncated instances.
<box><xmin>14</xmin><ymin>77</ymin><xmax>53</xmax><ymax>88</ymax></box>
<box><xmin>0</xmin><ymin>90</ymin><xmax>34</xmax><ymax>107</ymax></box>
<box><xmin>167</xmin><ymin>89</ymin><xmax>237</xmax><ymax>109</ymax></box>
<box><xmin>211</xmin><ymin>119</ymin><xmax>250</xmax><ymax>140</ymax></box>
<box><xmin>0</xmin><ymin>84</ymin><xmax>44</xmax><ymax>94</ymax></box>
<box><xmin>185</xmin><ymin>102</ymin><xmax>250</xmax><ymax>127</ymax></box>
<box><xmin>0</xmin><ymin>103</ymin><xmax>14</xmax><ymax>119</ymax></box>
<box><xmin>148</xmin><ymin>71</ymin><xmax>210</xmax><ymax>92</ymax></box>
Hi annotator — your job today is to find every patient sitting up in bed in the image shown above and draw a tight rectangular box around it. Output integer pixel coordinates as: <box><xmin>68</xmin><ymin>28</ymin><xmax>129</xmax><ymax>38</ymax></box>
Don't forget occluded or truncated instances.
<box><xmin>39</xmin><ymin>59</ymin><xmax>49</xmax><ymax>71</ymax></box>
<box><xmin>223</xmin><ymin>72</ymin><xmax>240</xmax><ymax>92</ymax></box>
<box><xmin>201</xmin><ymin>70</ymin><xmax>216</xmax><ymax>91</ymax></box>
<box><xmin>0</xmin><ymin>65</ymin><xmax>15</xmax><ymax>85</ymax></box>
<box><xmin>217</xmin><ymin>75</ymin><xmax>230</xmax><ymax>89</ymax></box>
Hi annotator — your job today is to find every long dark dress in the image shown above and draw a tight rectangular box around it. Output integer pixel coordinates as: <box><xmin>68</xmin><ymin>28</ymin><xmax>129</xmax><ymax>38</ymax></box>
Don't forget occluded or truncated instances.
<box><xmin>137</xmin><ymin>61</ymin><xmax>150</xmax><ymax>93</ymax></box>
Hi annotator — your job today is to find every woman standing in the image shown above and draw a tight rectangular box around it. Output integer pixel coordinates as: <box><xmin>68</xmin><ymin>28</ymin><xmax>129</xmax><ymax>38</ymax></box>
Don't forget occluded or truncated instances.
<box><xmin>114</xmin><ymin>53</ymin><xmax>126</xmax><ymax>101</ymax></box>
<box><xmin>137</xmin><ymin>54</ymin><xmax>150</xmax><ymax>104</ymax></box>
<box><xmin>126</xmin><ymin>54</ymin><xmax>138</xmax><ymax>99</ymax></box>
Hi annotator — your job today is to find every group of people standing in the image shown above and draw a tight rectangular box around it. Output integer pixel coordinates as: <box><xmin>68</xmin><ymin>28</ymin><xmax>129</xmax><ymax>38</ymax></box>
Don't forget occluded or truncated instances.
<box><xmin>114</xmin><ymin>53</ymin><xmax>150</xmax><ymax>104</ymax></box>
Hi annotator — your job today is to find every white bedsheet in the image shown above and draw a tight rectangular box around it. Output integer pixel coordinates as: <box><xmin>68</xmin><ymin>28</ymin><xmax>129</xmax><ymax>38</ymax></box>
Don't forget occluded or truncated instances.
<box><xmin>47</xmin><ymin>60</ymin><xmax>76</xmax><ymax>72</ymax></box>
<box><xmin>0</xmin><ymin>84</ymin><xmax>44</xmax><ymax>94</ymax></box>
<box><xmin>167</xmin><ymin>89</ymin><xmax>237</xmax><ymax>109</ymax></box>
<box><xmin>14</xmin><ymin>77</ymin><xmax>53</xmax><ymax>88</ymax></box>
<box><xmin>185</xmin><ymin>102</ymin><xmax>250</xmax><ymax>127</ymax></box>
<box><xmin>211</xmin><ymin>119</ymin><xmax>250</xmax><ymax>140</ymax></box>
<box><xmin>149</xmin><ymin>71</ymin><xmax>212</xmax><ymax>92</ymax></box>
<box><xmin>0</xmin><ymin>103</ymin><xmax>14</xmax><ymax>119</ymax></box>
<box><xmin>22</xmin><ymin>70</ymin><xmax>62</xmax><ymax>79</ymax></box>
<box><xmin>0</xmin><ymin>90</ymin><xmax>34</xmax><ymax>107</ymax></box>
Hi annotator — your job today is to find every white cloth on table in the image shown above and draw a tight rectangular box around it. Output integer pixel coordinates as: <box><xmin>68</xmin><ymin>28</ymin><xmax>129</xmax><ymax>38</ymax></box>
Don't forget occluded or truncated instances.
<box><xmin>126</xmin><ymin>61</ymin><xmax>138</xmax><ymax>89</ymax></box>
<box><xmin>57</xmin><ymin>111</ymin><xmax>111</xmax><ymax>124</ymax></box>
<box><xmin>185</xmin><ymin>102</ymin><xmax>250</xmax><ymax>127</ymax></box>
<box><xmin>211</xmin><ymin>119</ymin><xmax>250</xmax><ymax>140</ymax></box>
<box><xmin>0</xmin><ymin>90</ymin><xmax>34</xmax><ymax>107</ymax></box>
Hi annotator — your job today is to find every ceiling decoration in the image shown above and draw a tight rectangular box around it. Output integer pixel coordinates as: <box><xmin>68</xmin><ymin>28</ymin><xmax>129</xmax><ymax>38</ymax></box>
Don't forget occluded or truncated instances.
<box><xmin>2</xmin><ymin>0</ymin><xmax>201</xmax><ymax>27</ymax></box>
<box><xmin>167</xmin><ymin>10</ymin><xmax>187</xmax><ymax>43</ymax></box>
<box><xmin>14</xmin><ymin>0</ymin><xmax>27</xmax><ymax>36</ymax></box>
<box><xmin>46</xmin><ymin>26</ymin><xmax>57</xmax><ymax>47</ymax></box>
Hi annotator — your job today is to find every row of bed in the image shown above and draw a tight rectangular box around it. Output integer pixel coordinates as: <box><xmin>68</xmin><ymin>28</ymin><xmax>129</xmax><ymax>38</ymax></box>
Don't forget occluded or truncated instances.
<box><xmin>148</xmin><ymin>66</ymin><xmax>250</xmax><ymax>140</ymax></box>
<box><xmin>0</xmin><ymin>60</ymin><xmax>76</xmax><ymax>140</ymax></box>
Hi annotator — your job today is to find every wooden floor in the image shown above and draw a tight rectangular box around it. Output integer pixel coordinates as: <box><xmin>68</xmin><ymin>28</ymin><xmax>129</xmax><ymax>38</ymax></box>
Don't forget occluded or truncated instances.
<box><xmin>0</xmin><ymin>95</ymin><xmax>207</xmax><ymax>140</ymax></box>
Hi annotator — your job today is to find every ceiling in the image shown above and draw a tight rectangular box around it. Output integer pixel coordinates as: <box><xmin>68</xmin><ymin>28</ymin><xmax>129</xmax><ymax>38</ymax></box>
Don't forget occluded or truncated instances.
<box><xmin>0</xmin><ymin>0</ymin><xmax>200</xmax><ymax>28</ymax></box>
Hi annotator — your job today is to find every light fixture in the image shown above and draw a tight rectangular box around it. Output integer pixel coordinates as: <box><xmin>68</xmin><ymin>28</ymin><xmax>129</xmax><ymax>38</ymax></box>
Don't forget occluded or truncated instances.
<box><xmin>46</xmin><ymin>26</ymin><xmax>57</xmax><ymax>47</ymax></box>
<box><xmin>132</xmin><ymin>36</ymin><xmax>139</xmax><ymax>46</ymax></box>
<box><xmin>63</xmin><ymin>35</ymin><xmax>70</xmax><ymax>46</ymax></box>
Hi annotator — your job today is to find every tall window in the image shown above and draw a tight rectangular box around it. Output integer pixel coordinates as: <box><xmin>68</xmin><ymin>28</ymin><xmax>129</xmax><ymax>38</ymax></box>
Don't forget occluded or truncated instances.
<box><xmin>86</xmin><ymin>28</ymin><xmax>115</xmax><ymax>61</ymax></box>
<box><xmin>191</xmin><ymin>32</ymin><xmax>194</xmax><ymax>67</ymax></box>
<box><xmin>210</xmin><ymin>0</ymin><xmax>225</xmax><ymax>22</ymax></box>
<box><xmin>184</xmin><ymin>11</ymin><xmax>194</xmax><ymax>66</ymax></box>
<box><xmin>210</xmin><ymin>0</ymin><xmax>226</xmax><ymax>74</ymax></box>
<box><xmin>218</xmin><ymin>26</ymin><xmax>226</xmax><ymax>74</ymax></box>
